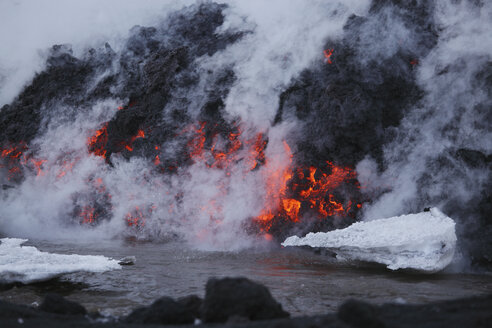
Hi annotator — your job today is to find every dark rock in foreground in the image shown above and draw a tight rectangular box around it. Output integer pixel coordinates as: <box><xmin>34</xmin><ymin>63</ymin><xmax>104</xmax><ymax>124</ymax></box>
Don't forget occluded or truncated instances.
<box><xmin>0</xmin><ymin>286</ymin><xmax>491</xmax><ymax>327</ymax></box>
<box><xmin>177</xmin><ymin>295</ymin><xmax>203</xmax><ymax>320</ymax></box>
<box><xmin>38</xmin><ymin>293</ymin><xmax>87</xmax><ymax>316</ymax></box>
<box><xmin>201</xmin><ymin>277</ymin><xmax>290</xmax><ymax>323</ymax></box>
<box><xmin>125</xmin><ymin>296</ymin><xmax>194</xmax><ymax>325</ymax></box>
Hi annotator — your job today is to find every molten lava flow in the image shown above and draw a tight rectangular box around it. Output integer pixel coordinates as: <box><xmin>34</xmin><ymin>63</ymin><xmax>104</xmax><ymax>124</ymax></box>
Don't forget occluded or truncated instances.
<box><xmin>247</xmin><ymin>133</ymin><xmax>267</xmax><ymax>170</ymax></box>
<box><xmin>410</xmin><ymin>59</ymin><xmax>419</xmax><ymax>66</ymax></box>
<box><xmin>30</xmin><ymin>158</ymin><xmax>47</xmax><ymax>176</ymax></box>
<box><xmin>282</xmin><ymin>198</ymin><xmax>301</xmax><ymax>221</ymax></box>
<box><xmin>125</xmin><ymin>205</ymin><xmax>153</xmax><ymax>229</ymax></box>
<box><xmin>185</xmin><ymin>121</ymin><xmax>269</xmax><ymax>174</ymax></box>
<box><xmin>293</xmin><ymin>162</ymin><xmax>359</xmax><ymax>218</ymax></box>
<box><xmin>126</xmin><ymin>206</ymin><xmax>143</xmax><ymax>227</ymax></box>
<box><xmin>254</xmin><ymin>141</ymin><xmax>361</xmax><ymax>232</ymax></box>
<box><xmin>88</xmin><ymin>123</ymin><xmax>109</xmax><ymax>159</ymax></box>
<box><xmin>77</xmin><ymin>115</ymin><xmax>361</xmax><ymax>236</ymax></box>
<box><xmin>187</xmin><ymin>122</ymin><xmax>206</xmax><ymax>160</ymax></box>
<box><xmin>323</xmin><ymin>49</ymin><xmax>334</xmax><ymax>64</ymax></box>
<box><xmin>1</xmin><ymin>142</ymin><xmax>50</xmax><ymax>179</ymax></box>
<box><xmin>57</xmin><ymin>159</ymin><xmax>78</xmax><ymax>179</ymax></box>
<box><xmin>255</xmin><ymin>141</ymin><xmax>294</xmax><ymax>231</ymax></box>
<box><xmin>123</xmin><ymin>129</ymin><xmax>145</xmax><ymax>152</ymax></box>
<box><xmin>79</xmin><ymin>205</ymin><xmax>97</xmax><ymax>224</ymax></box>
<box><xmin>1</xmin><ymin>143</ymin><xmax>27</xmax><ymax>180</ymax></box>
<box><xmin>209</xmin><ymin>130</ymin><xmax>244</xmax><ymax>170</ymax></box>
<box><xmin>1</xmin><ymin>143</ymin><xmax>26</xmax><ymax>159</ymax></box>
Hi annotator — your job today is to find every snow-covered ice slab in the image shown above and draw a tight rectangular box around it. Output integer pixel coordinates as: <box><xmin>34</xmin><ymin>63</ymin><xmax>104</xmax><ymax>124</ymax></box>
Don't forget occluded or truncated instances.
<box><xmin>0</xmin><ymin>238</ymin><xmax>121</xmax><ymax>284</ymax></box>
<box><xmin>282</xmin><ymin>208</ymin><xmax>457</xmax><ymax>273</ymax></box>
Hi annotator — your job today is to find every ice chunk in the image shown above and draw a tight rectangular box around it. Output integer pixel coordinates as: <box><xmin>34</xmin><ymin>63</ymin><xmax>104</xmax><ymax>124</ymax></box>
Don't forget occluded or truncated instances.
<box><xmin>0</xmin><ymin>238</ymin><xmax>121</xmax><ymax>284</ymax></box>
<box><xmin>282</xmin><ymin>208</ymin><xmax>457</xmax><ymax>273</ymax></box>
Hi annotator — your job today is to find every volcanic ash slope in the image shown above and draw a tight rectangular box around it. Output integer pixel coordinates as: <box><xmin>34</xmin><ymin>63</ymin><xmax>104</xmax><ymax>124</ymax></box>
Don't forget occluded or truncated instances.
<box><xmin>282</xmin><ymin>208</ymin><xmax>456</xmax><ymax>273</ymax></box>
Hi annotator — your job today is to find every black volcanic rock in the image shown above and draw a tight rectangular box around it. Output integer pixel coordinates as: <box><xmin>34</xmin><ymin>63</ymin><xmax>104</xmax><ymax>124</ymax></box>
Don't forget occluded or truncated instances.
<box><xmin>358</xmin><ymin>294</ymin><xmax>492</xmax><ymax>328</ymax></box>
<box><xmin>201</xmin><ymin>277</ymin><xmax>289</xmax><ymax>323</ymax></box>
<box><xmin>177</xmin><ymin>295</ymin><xmax>203</xmax><ymax>320</ymax></box>
<box><xmin>275</xmin><ymin>0</ymin><xmax>437</xmax><ymax>169</ymax></box>
<box><xmin>338</xmin><ymin>300</ymin><xmax>386</xmax><ymax>328</ymax></box>
<box><xmin>0</xmin><ymin>290</ymin><xmax>491</xmax><ymax>328</ymax></box>
<box><xmin>338</xmin><ymin>294</ymin><xmax>492</xmax><ymax>328</ymax></box>
<box><xmin>38</xmin><ymin>293</ymin><xmax>87</xmax><ymax>316</ymax></box>
<box><xmin>125</xmin><ymin>296</ymin><xmax>194</xmax><ymax>325</ymax></box>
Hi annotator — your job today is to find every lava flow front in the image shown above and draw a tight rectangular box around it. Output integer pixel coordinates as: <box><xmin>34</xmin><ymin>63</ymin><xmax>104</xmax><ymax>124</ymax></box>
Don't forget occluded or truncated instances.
<box><xmin>182</xmin><ymin>121</ymin><xmax>361</xmax><ymax>236</ymax></box>
<box><xmin>254</xmin><ymin>142</ymin><xmax>361</xmax><ymax>235</ymax></box>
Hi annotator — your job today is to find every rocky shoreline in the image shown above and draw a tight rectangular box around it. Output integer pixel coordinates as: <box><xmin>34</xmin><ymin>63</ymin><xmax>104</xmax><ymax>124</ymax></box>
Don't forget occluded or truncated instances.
<box><xmin>1</xmin><ymin>277</ymin><xmax>491</xmax><ymax>328</ymax></box>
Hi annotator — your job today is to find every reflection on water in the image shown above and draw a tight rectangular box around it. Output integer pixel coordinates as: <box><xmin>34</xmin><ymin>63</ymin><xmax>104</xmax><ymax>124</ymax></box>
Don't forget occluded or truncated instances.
<box><xmin>1</xmin><ymin>239</ymin><xmax>491</xmax><ymax>316</ymax></box>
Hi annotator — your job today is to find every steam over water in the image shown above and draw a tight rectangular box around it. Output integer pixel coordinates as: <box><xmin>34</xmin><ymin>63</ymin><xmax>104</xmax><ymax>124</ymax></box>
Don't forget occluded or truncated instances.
<box><xmin>0</xmin><ymin>0</ymin><xmax>491</xmax><ymax>269</ymax></box>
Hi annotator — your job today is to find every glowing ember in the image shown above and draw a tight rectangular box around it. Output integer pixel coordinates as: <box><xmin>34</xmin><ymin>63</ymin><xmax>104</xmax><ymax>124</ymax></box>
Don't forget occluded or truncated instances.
<box><xmin>123</xmin><ymin>129</ymin><xmax>145</xmax><ymax>152</ymax></box>
<box><xmin>88</xmin><ymin>123</ymin><xmax>109</xmax><ymax>159</ymax></box>
<box><xmin>125</xmin><ymin>205</ymin><xmax>151</xmax><ymax>229</ymax></box>
<box><xmin>57</xmin><ymin>159</ymin><xmax>77</xmax><ymax>179</ymax></box>
<box><xmin>323</xmin><ymin>49</ymin><xmax>334</xmax><ymax>64</ymax></box>
<box><xmin>187</xmin><ymin>122</ymin><xmax>207</xmax><ymax>160</ymax></box>
<box><xmin>1</xmin><ymin>143</ymin><xmax>26</xmax><ymax>181</ymax></box>
<box><xmin>410</xmin><ymin>59</ymin><xmax>419</xmax><ymax>65</ymax></box>
<box><xmin>1</xmin><ymin>142</ymin><xmax>50</xmax><ymax>179</ymax></box>
<box><xmin>153</xmin><ymin>145</ymin><xmax>161</xmax><ymax>166</ymax></box>
<box><xmin>79</xmin><ymin>205</ymin><xmax>97</xmax><ymax>224</ymax></box>
<box><xmin>1</xmin><ymin>143</ymin><xmax>28</xmax><ymax>161</ymax></box>
<box><xmin>247</xmin><ymin>133</ymin><xmax>267</xmax><ymax>170</ymax></box>
<box><xmin>30</xmin><ymin>158</ymin><xmax>47</xmax><ymax>177</ymax></box>
<box><xmin>184</xmin><ymin>121</ymin><xmax>269</xmax><ymax>175</ymax></box>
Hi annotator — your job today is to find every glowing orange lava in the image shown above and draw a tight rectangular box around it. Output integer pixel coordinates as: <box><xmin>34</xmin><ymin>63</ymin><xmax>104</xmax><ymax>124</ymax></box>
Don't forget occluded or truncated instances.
<box><xmin>183</xmin><ymin>122</ymin><xmax>361</xmax><ymax>233</ymax></box>
<box><xmin>125</xmin><ymin>205</ymin><xmax>153</xmax><ymax>228</ymax></box>
<box><xmin>187</xmin><ymin>122</ymin><xmax>207</xmax><ymax>160</ymax></box>
<box><xmin>79</xmin><ymin>205</ymin><xmax>97</xmax><ymax>224</ymax></box>
<box><xmin>123</xmin><ymin>129</ymin><xmax>145</xmax><ymax>152</ymax></box>
<box><xmin>254</xmin><ymin>142</ymin><xmax>361</xmax><ymax>232</ymax></box>
<box><xmin>323</xmin><ymin>49</ymin><xmax>334</xmax><ymax>64</ymax></box>
<box><xmin>1</xmin><ymin>142</ymin><xmax>50</xmax><ymax>179</ymax></box>
<box><xmin>88</xmin><ymin>123</ymin><xmax>109</xmax><ymax>159</ymax></box>
<box><xmin>247</xmin><ymin>133</ymin><xmax>267</xmax><ymax>170</ymax></box>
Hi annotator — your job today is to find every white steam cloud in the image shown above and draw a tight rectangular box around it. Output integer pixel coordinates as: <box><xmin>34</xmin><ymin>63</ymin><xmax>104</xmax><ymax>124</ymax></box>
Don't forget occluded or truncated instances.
<box><xmin>360</xmin><ymin>1</ymin><xmax>492</xmax><ymax>226</ymax></box>
<box><xmin>0</xmin><ymin>0</ymin><xmax>190</xmax><ymax>106</ymax></box>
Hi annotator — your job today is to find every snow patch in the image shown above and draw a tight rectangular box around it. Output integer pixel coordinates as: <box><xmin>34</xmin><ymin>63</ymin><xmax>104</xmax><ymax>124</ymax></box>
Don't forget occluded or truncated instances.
<box><xmin>282</xmin><ymin>208</ymin><xmax>456</xmax><ymax>273</ymax></box>
<box><xmin>0</xmin><ymin>238</ymin><xmax>121</xmax><ymax>284</ymax></box>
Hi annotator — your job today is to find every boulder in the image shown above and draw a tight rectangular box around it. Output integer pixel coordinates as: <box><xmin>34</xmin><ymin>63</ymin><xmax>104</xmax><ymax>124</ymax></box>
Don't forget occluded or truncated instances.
<box><xmin>177</xmin><ymin>294</ymin><xmax>203</xmax><ymax>319</ymax></box>
<box><xmin>39</xmin><ymin>294</ymin><xmax>87</xmax><ymax>316</ymax></box>
<box><xmin>201</xmin><ymin>277</ymin><xmax>289</xmax><ymax>323</ymax></box>
<box><xmin>125</xmin><ymin>296</ymin><xmax>194</xmax><ymax>325</ymax></box>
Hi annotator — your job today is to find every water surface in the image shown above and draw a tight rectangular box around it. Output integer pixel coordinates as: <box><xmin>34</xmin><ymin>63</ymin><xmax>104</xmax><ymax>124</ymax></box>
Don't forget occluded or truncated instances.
<box><xmin>1</xmin><ymin>239</ymin><xmax>491</xmax><ymax>317</ymax></box>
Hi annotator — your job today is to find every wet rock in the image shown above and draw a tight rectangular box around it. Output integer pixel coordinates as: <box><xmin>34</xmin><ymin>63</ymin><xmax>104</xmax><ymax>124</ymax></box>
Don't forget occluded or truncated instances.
<box><xmin>0</xmin><ymin>299</ymin><xmax>43</xmax><ymax>319</ymax></box>
<box><xmin>38</xmin><ymin>293</ymin><xmax>87</xmax><ymax>316</ymax></box>
<box><xmin>361</xmin><ymin>293</ymin><xmax>492</xmax><ymax>328</ymax></box>
<box><xmin>177</xmin><ymin>294</ymin><xmax>203</xmax><ymax>319</ymax></box>
<box><xmin>125</xmin><ymin>296</ymin><xmax>194</xmax><ymax>325</ymax></box>
<box><xmin>118</xmin><ymin>256</ymin><xmax>136</xmax><ymax>266</ymax></box>
<box><xmin>0</xmin><ymin>291</ymin><xmax>491</xmax><ymax>328</ymax></box>
<box><xmin>338</xmin><ymin>300</ymin><xmax>385</xmax><ymax>328</ymax></box>
<box><xmin>201</xmin><ymin>277</ymin><xmax>289</xmax><ymax>323</ymax></box>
